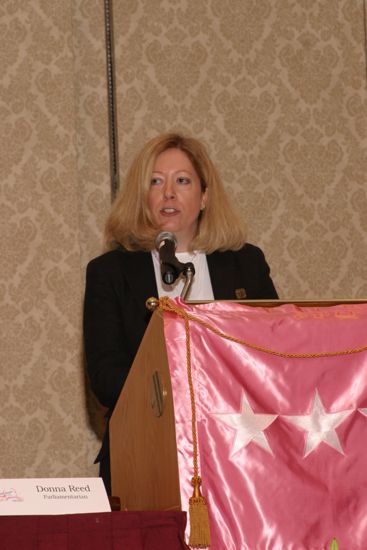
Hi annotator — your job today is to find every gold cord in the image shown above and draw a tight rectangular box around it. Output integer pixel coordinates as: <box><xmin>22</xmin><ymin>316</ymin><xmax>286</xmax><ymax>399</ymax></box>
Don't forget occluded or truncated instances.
<box><xmin>158</xmin><ymin>297</ymin><xmax>367</xmax><ymax>359</ymax></box>
<box><xmin>158</xmin><ymin>297</ymin><xmax>211</xmax><ymax>546</ymax></box>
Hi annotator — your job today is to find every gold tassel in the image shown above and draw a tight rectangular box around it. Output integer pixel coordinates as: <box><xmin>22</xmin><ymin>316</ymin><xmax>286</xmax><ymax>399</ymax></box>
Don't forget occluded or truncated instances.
<box><xmin>188</xmin><ymin>476</ymin><xmax>211</xmax><ymax>548</ymax></box>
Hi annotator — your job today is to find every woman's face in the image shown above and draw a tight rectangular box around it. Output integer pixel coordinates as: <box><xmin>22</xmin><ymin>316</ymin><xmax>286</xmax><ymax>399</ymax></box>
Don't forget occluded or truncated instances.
<box><xmin>147</xmin><ymin>148</ymin><xmax>207</xmax><ymax>252</ymax></box>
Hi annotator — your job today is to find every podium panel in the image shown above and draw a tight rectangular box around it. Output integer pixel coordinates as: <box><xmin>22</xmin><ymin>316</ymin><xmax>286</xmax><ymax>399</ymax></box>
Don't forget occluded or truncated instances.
<box><xmin>110</xmin><ymin>311</ymin><xmax>181</xmax><ymax>511</ymax></box>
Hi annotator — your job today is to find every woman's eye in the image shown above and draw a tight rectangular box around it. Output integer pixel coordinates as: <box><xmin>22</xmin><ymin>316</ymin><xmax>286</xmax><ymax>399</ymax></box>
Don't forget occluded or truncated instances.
<box><xmin>177</xmin><ymin>176</ymin><xmax>190</xmax><ymax>185</ymax></box>
<box><xmin>150</xmin><ymin>177</ymin><xmax>162</xmax><ymax>186</ymax></box>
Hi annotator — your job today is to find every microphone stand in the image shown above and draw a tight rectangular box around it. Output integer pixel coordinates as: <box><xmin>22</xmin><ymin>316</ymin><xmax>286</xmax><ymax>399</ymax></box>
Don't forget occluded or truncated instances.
<box><xmin>155</xmin><ymin>231</ymin><xmax>196</xmax><ymax>301</ymax></box>
<box><xmin>180</xmin><ymin>262</ymin><xmax>195</xmax><ymax>301</ymax></box>
<box><xmin>146</xmin><ymin>260</ymin><xmax>196</xmax><ymax>313</ymax></box>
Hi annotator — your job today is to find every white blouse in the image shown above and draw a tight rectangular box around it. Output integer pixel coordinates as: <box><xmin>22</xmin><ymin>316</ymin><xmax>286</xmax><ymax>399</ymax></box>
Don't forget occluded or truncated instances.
<box><xmin>151</xmin><ymin>250</ymin><xmax>214</xmax><ymax>301</ymax></box>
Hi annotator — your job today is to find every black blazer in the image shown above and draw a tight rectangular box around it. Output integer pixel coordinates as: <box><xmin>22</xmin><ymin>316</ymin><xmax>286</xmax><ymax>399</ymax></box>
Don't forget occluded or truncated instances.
<box><xmin>83</xmin><ymin>244</ymin><xmax>277</xmax><ymax>492</ymax></box>
<box><xmin>83</xmin><ymin>244</ymin><xmax>278</xmax><ymax>413</ymax></box>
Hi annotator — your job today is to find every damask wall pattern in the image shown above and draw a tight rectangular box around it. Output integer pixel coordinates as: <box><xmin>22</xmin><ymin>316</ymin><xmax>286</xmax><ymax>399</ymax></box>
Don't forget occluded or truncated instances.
<box><xmin>113</xmin><ymin>0</ymin><xmax>367</xmax><ymax>299</ymax></box>
<box><xmin>1</xmin><ymin>0</ymin><xmax>366</xmax><ymax>480</ymax></box>
<box><xmin>0</xmin><ymin>1</ymin><xmax>108</xmax><ymax>478</ymax></box>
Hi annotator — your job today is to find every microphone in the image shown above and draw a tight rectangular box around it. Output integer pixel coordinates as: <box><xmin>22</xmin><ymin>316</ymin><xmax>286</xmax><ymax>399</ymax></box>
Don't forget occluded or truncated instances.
<box><xmin>155</xmin><ymin>232</ymin><xmax>182</xmax><ymax>285</ymax></box>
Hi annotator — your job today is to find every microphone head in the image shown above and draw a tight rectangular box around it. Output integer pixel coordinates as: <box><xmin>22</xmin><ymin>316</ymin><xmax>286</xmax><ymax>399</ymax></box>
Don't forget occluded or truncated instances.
<box><xmin>155</xmin><ymin>231</ymin><xmax>177</xmax><ymax>250</ymax></box>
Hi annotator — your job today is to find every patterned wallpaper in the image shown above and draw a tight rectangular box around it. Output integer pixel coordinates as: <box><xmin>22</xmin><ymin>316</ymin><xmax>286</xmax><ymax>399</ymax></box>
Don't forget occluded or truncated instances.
<box><xmin>113</xmin><ymin>0</ymin><xmax>367</xmax><ymax>299</ymax></box>
<box><xmin>0</xmin><ymin>1</ymin><xmax>108</xmax><ymax>478</ymax></box>
<box><xmin>1</xmin><ymin>0</ymin><xmax>366</xmax><ymax>479</ymax></box>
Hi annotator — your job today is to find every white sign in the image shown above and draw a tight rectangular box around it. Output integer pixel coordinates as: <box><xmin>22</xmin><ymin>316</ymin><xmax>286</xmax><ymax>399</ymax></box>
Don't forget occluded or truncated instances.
<box><xmin>0</xmin><ymin>478</ymin><xmax>111</xmax><ymax>515</ymax></box>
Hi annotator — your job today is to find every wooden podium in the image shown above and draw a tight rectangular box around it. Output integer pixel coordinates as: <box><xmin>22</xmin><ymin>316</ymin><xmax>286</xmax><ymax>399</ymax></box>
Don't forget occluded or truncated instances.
<box><xmin>109</xmin><ymin>309</ymin><xmax>181</xmax><ymax>511</ymax></box>
<box><xmin>109</xmin><ymin>299</ymin><xmax>366</xmax><ymax>512</ymax></box>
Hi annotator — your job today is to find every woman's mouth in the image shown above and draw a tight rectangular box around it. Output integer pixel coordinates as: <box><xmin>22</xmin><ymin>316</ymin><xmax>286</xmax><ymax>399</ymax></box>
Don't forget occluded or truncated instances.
<box><xmin>160</xmin><ymin>208</ymin><xmax>178</xmax><ymax>215</ymax></box>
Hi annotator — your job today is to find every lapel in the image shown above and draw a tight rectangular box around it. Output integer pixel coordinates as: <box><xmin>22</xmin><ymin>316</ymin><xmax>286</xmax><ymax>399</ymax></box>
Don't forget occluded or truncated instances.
<box><xmin>206</xmin><ymin>251</ymin><xmax>238</xmax><ymax>300</ymax></box>
<box><xmin>118</xmin><ymin>249</ymin><xmax>158</xmax><ymax>306</ymax></box>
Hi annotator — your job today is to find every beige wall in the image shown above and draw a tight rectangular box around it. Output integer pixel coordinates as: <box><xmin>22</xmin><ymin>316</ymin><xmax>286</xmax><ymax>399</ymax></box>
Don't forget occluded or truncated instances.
<box><xmin>1</xmin><ymin>1</ymin><xmax>366</xmax><ymax>478</ymax></box>
<box><xmin>113</xmin><ymin>0</ymin><xmax>367</xmax><ymax>299</ymax></box>
<box><xmin>0</xmin><ymin>1</ymin><xmax>108</xmax><ymax>477</ymax></box>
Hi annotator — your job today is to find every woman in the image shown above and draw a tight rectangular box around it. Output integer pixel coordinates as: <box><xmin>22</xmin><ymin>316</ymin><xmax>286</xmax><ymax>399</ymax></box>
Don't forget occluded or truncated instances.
<box><xmin>83</xmin><ymin>133</ymin><xmax>278</xmax><ymax>493</ymax></box>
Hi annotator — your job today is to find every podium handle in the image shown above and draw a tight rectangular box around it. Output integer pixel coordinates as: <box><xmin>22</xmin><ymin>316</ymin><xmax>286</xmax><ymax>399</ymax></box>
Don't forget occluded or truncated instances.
<box><xmin>151</xmin><ymin>370</ymin><xmax>167</xmax><ymax>417</ymax></box>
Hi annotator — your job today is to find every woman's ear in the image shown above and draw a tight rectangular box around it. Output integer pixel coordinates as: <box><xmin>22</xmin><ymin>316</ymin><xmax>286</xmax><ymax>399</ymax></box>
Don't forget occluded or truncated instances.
<box><xmin>201</xmin><ymin>187</ymin><xmax>208</xmax><ymax>210</ymax></box>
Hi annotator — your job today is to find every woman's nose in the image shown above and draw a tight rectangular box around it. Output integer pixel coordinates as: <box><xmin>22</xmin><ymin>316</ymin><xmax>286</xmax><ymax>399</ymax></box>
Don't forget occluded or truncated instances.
<box><xmin>163</xmin><ymin>180</ymin><xmax>175</xmax><ymax>199</ymax></box>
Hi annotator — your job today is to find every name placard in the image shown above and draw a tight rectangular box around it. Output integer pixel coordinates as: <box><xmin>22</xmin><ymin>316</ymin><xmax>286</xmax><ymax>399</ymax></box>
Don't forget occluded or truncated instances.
<box><xmin>0</xmin><ymin>478</ymin><xmax>111</xmax><ymax>515</ymax></box>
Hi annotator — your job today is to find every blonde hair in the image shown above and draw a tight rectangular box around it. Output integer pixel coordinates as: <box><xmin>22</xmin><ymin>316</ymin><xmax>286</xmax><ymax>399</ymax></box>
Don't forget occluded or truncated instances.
<box><xmin>105</xmin><ymin>133</ymin><xmax>246</xmax><ymax>253</ymax></box>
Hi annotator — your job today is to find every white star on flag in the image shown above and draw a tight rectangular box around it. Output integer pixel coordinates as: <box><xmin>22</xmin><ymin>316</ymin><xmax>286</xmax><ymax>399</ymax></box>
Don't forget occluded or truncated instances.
<box><xmin>213</xmin><ymin>393</ymin><xmax>278</xmax><ymax>456</ymax></box>
<box><xmin>284</xmin><ymin>390</ymin><xmax>353</xmax><ymax>457</ymax></box>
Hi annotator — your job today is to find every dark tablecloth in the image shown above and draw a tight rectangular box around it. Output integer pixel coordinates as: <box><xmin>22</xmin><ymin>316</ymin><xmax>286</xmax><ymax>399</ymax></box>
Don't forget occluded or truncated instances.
<box><xmin>0</xmin><ymin>510</ymin><xmax>189</xmax><ymax>549</ymax></box>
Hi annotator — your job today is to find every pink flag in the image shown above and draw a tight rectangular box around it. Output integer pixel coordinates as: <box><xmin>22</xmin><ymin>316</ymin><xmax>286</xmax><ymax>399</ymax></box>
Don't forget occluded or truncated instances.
<box><xmin>163</xmin><ymin>299</ymin><xmax>367</xmax><ymax>549</ymax></box>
